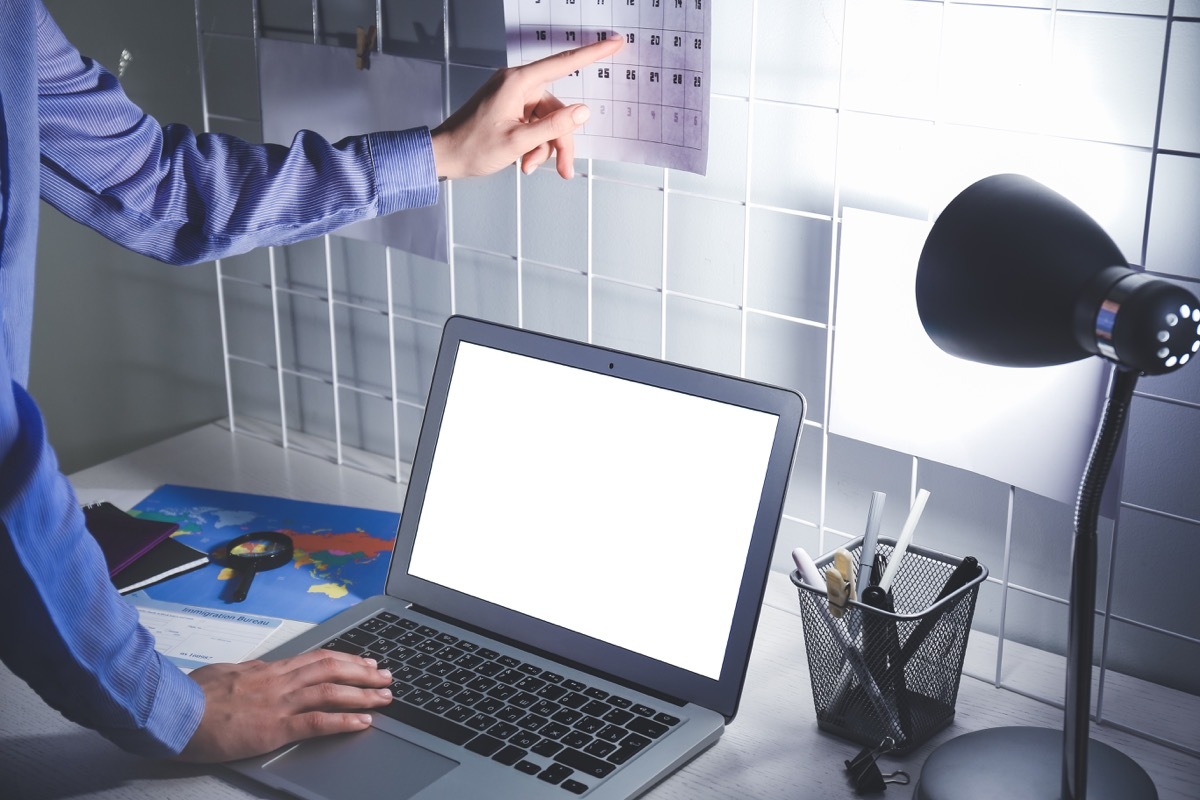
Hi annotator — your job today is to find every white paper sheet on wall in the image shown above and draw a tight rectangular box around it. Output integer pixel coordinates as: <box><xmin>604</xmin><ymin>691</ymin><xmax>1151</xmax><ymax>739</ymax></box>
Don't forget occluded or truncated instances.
<box><xmin>503</xmin><ymin>0</ymin><xmax>711</xmax><ymax>175</ymax></box>
<box><xmin>258</xmin><ymin>38</ymin><xmax>448</xmax><ymax>262</ymax></box>
<box><xmin>830</xmin><ymin>208</ymin><xmax>1112</xmax><ymax>508</ymax></box>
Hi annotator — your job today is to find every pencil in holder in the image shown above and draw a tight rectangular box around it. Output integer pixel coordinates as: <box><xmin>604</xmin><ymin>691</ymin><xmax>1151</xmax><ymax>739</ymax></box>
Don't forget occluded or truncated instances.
<box><xmin>791</xmin><ymin>537</ymin><xmax>987</xmax><ymax>753</ymax></box>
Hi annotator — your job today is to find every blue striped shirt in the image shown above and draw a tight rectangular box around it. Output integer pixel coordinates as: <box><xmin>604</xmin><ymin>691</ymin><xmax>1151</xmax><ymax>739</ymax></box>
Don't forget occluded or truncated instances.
<box><xmin>1</xmin><ymin>0</ymin><xmax>438</xmax><ymax>756</ymax></box>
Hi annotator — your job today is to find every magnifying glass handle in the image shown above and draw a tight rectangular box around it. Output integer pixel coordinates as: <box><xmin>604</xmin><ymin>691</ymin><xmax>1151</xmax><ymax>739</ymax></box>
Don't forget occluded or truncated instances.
<box><xmin>231</xmin><ymin>566</ymin><xmax>258</xmax><ymax>603</ymax></box>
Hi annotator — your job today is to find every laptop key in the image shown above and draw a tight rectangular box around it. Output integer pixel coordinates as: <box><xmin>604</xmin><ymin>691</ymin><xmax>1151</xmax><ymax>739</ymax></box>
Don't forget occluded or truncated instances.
<box><xmin>476</xmin><ymin>661</ymin><xmax>504</xmax><ymax>677</ymax></box>
<box><xmin>515</xmin><ymin>760</ymin><xmax>541</xmax><ymax>775</ymax></box>
<box><xmin>602</xmin><ymin>708</ymin><xmax>634</xmax><ymax>726</ymax></box>
<box><xmin>654</xmin><ymin>712</ymin><xmax>681</xmax><ymax>727</ymax></box>
<box><xmin>496</xmin><ymin>706</ymin><xmax>525</xmax><ymax>723</ymax></box>
<box><xmin>455</xmin><ymin>653</ymin><xmax>485</xmax><ymax>670</ymax></box>
<box><xmin>595</xmin><ymin>724</ymin><xmax>627</xmax><ymax>743</ymax></box>
<box><xmin>583</xmin><ymin>739</ymin><xmax>616</xmax><ymax>758</ymax></box>
<box><xmin>538</xmin><ymin>764</ymin><xmax>573</xmax><ymax>785</ymax></box>
<box><xmin>320</xmin><ymin>638</ymin><xmax>363</xmax><ymax>655</ymax></box>
<box><xmin>492</xmin><ymin>745</ymin><xmax>527</xmax><ymax>766</ymax></box>
<box><xmin>378</xmin><ymin>700</ymin><xmax>475</xmax><ymax>746</ymax></box>
<box><xmin>575</xmin><ymin>717</ymin><xmax>604</xmax><ymax>734</ymax></box>
<box><xmin>465</xmin><ymin>734</ymin><xmax>505</xmax><ymax>757</ymax></box>
<box><xmin>580</xmin><ymin>700</ymin><xmax>609</xmax><ymax>717</ymax></box>
<box><xmin>558</xmin><ymin>692</ymin><xmax>588</xmax><ymax>710</ymax></box>
<box><xmin>367</xmin><ymin>640</ymin><xmax>398</xmax><ymax>656</ymax></box>
<box><xmin>341</xmin><ymin>629</ymin><xmax>377</xmax><ymax>647</ymax></box>
<box><xmin>541</xmin><ymin>722</ymin><xmax>571</xmax><ymax>740</ymax></box>
<box><xmin>555</xmin><ymin>747</ymin><xmax>617</xmax><ymax>779</ymax></box>
<box><xmin>467</xmin><ymin>675</ymin><xmax>497</xmax><ymax>692</ymax></box>
<box><xmin>474</xmin><ymin>698</ymin><xmax>504</xmax><ymax>716</ymax></box>
<box><xmin>560</xmin><ymin>731</ymin><xmax>592</xmax><ymax>750</ymax></box>
<box><xmin>487</xmin><ymin>722</ymin><xmax>520</xmax><ymax>740</ymax></box>
<box><xmin>510</xmin><ymin>730</ymin><xmax>540</xmax><ymax>749</ymax></box>
<box><xmin>466</xmin><ymin>714</ymin><xmax>495</xmax><ymax>732</ymax></box>
<box><xmin>446</xmin><ymin>705</ymin><xmax>476</xmax><ymax>724</ymax></box>
<box><xmin>626</xmin><ymin>717</ymin><xmax>669</xmax><ymax>739</ymax></box>
<box><xmin>560</xmin><ymin>779</ymin><xmax>589</xmax><ymax>795</ymax></box>
<box><xmin>379</xmin><ymin>624</ymin><xmax>410</xmax><ymax>640</ymax></box>
<box><xmin>606</xmin><ymin>733</ymin><xmax>650</xmax><ymax>766</ymax></box>
<box><xmin>495</xmin><ymin>668</ymin><xmax>523</xmax><ymax>685</ymax></box>
<box><xmin>532</xmin><ymin>740</ymin><xmax>564</xmax><ymax>758</ymax></box>
<box><xmin>552</xmin><ymin>709</ymin><xmax>583</xmax><ymax>726</ymax></box>
<box><xmin>537</xmin><ymin>684</ymin><xmax>568</xmax><ymax>702</ymax></box>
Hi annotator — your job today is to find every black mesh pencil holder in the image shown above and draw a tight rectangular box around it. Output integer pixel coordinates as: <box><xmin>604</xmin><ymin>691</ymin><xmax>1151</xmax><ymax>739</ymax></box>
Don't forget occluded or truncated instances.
<box><xmin>791</xmin><ymin>537</ymin><xmax>987</xmax><ymax>753</ymax></box>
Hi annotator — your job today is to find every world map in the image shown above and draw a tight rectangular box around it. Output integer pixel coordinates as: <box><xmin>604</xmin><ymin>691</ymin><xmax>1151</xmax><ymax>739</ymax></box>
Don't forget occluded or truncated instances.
<box><xmin>132</xmin><ymin>484</ymin><xmax>400</xmax><ymax>623</ymax></box>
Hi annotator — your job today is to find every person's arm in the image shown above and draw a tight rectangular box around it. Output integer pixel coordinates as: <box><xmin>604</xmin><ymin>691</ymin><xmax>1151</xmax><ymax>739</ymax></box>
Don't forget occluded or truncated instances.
<box><xmin>0</xmin><ymin>327</ymin><xmax>394</xmax><ymax>758</ymax></box>
<box><xmin>33</xmin><ymin>2</ymin><xmax>438</xmax><ymax>267</ymax></box>
<box><xmin>0</xmin><ymin>352</ymin><xmax>204</xmax><ymax>756</ymax></box>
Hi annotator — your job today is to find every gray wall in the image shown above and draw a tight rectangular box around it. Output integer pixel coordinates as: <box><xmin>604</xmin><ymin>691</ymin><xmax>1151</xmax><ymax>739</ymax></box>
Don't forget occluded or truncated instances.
<box><xmin>31</xmin><ymin>1</ymin><xmax>227</xmax><ymax>475</ymax></box>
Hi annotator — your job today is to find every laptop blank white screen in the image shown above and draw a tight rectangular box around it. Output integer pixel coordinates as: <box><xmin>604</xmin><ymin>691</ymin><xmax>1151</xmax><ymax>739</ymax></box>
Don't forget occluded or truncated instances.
<box><xmin>407</xmin><ymin>342</ymin><xmax>779</xmax><ymax>681</ymax></box>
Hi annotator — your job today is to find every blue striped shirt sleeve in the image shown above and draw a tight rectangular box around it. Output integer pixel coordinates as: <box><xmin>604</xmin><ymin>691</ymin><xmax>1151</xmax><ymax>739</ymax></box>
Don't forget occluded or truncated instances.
<box><xmin>0</xmin><ymin>365</ymin><xmax>205</xmax><ymax>757</ymax></box>
<box><xmin>34</xmin><ymin>4</ymin><xmax>439</xmax><ymax>266</ymax></box>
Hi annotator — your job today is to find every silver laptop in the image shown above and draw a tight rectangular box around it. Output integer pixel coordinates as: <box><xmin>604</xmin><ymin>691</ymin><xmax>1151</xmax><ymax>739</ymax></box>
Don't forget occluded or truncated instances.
<box><xmin>229</xmin><ymin>315</ymin><xmax>805</xmax><ymax>800</ymax></box>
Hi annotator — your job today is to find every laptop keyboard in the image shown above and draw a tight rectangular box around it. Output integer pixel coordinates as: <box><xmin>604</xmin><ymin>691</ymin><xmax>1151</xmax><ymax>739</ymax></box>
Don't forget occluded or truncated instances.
<box><xmin>320</xmin><ymin>612</ymin><xmax>682</xmax><ymax>796</ymax></box>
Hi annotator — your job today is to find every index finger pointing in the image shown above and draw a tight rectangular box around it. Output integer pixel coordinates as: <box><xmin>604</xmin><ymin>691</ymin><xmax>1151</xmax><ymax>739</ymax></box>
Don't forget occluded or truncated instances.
<box><xmin>519</xmin><ymin>36</ymin><xmax>625</xmax><ymax>84</ymax></box>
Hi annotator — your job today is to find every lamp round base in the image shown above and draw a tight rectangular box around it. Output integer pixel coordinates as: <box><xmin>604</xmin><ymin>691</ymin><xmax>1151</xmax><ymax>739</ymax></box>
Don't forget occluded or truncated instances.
<box><xmin>914</xmin><ymin>727</ymin><xmax>1158</xmax><ymax>800</ymax></box>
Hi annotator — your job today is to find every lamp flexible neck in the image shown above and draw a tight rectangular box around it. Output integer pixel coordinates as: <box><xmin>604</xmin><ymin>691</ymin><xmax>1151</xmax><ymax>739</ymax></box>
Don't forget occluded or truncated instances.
<box><xmin>1063</xmin><ymin>367</ymin><xmax>1139</xmax><ymax>800</ymax></box>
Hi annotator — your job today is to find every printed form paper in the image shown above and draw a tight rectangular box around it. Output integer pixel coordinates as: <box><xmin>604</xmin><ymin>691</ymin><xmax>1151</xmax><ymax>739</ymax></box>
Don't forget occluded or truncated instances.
<box><xmin>128</xmin><ymin>593</ymin><xmax>284</xmax><ymax>672</ymax></box>
<box><xmin>504</xmin><ymin>0</ymin><xmax>711</xmax><ymax>175</ymax></box>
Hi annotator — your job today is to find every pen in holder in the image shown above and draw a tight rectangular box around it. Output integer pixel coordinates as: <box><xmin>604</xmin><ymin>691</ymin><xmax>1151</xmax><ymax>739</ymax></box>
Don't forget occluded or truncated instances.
<box><xmin>792</xmin><ymin>537</ymin><xmax>986</xmax><ymax>753</ymax></box>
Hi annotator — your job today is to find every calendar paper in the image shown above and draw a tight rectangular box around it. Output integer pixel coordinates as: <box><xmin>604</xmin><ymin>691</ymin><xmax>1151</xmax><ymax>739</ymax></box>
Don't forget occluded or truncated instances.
<box><xmin>504</xmin><ymin>0</ymin><xmax>711</xmax><ymax>175</ymax></box>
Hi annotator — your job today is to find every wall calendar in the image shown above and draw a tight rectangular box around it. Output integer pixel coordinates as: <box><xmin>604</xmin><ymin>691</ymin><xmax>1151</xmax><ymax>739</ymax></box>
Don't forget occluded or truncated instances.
<box><xmin>504</xmin><ymin>0</ymin><xmax>711</xmax><ymax>175</ymax></box>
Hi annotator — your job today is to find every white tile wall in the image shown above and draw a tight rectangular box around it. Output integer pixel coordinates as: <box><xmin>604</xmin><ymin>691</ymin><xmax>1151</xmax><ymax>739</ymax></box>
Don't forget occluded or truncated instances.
<box><xmin>200</xmin><ymin>0</ymin><xmax>1200</xmax><ymax>753</ymax></box>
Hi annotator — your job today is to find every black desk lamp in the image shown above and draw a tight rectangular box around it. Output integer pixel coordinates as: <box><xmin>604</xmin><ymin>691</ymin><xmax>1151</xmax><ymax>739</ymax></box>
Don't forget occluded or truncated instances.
<box><xmin>912</xmin><ymin>174</ymin><xmax>1199</xmax><ymax>800</ymax></box>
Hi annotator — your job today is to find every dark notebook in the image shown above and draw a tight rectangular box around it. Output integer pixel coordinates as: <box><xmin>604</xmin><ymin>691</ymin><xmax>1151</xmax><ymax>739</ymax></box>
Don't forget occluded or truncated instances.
<box><xmin>113</xmin><ymin>536</ymin><xmax>209</xmax><ymax>594</ymax></box>
<box><xmin>83</xmin><ymin>501</ymin><xmax>179</xmax><ymax>576</ymax></box>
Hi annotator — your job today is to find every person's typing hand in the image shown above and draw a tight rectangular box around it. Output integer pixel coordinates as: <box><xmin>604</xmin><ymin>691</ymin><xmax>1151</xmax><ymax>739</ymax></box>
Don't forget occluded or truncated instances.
<box><xmin>430</xmin><ymin>36</ymin><xmax>624</xmax><ymax>181</ymax></box>
<box><xmin>177</xmin><ymin>650</ymin><xmax>393</xmax><ymax>763</ymax></box>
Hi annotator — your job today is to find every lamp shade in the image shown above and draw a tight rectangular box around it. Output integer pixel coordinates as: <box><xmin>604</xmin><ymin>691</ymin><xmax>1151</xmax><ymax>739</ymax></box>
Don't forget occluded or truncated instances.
<box><xmin>916</xmin><ymin>174</ymin><xmax>1199</xmax><ymax>375</ymax></box>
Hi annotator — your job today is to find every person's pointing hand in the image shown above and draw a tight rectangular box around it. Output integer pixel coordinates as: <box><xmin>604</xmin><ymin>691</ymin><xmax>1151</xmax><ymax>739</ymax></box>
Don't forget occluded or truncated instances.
<box><xmin>430</xmin><ymin>36</ymin><xmax>624</xmax><ymax>181</ymax></box>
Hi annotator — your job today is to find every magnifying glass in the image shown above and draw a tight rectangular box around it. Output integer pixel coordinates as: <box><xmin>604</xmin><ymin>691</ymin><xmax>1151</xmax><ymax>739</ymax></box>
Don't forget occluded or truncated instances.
<box><xmin>212</xmin><ymin>531</ymin><xmax>294</xmax><ymax>603</ymax></box>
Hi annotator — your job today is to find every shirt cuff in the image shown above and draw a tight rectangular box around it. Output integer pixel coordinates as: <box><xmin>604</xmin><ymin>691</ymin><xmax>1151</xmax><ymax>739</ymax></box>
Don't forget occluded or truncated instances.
<box><xmin>368</xmin><ymin>128</ymin><xmax>440</xmax><ymax>217</ymax></box>
<box><xmin>103</xmin><ymin>655</ymin><xmax>206</xmax><ymax>757</ymax></box>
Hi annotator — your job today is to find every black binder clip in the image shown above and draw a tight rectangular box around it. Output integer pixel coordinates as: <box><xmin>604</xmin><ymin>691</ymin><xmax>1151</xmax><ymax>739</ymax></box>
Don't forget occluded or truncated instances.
<box><xmin>844</xmin><ymin>737</ymin><xmax>910</xmax><ymax>795</ymax></box>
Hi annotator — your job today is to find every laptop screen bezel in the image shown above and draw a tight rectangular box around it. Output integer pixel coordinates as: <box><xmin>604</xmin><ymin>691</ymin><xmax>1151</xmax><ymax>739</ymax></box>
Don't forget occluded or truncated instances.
<box><xmin>386</xmin><ymin>316</ymin><xmax>804</xmax><ymax>720</ymax></box>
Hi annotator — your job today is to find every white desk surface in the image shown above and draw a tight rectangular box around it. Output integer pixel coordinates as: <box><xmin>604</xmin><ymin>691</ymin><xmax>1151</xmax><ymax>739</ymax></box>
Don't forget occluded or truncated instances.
<box><xmin>2</xmin><ymin>423</ymin><xmax>1196</xmax><ymax>799</ymax></box>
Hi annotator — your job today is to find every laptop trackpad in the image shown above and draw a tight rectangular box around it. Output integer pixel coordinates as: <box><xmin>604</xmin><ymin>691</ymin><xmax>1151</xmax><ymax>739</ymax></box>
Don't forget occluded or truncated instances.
<box><xmin>263</xmin><ymin>728</ymin><xmax>458</xmax><ymax>800</ymax></box>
